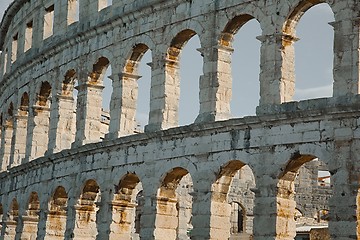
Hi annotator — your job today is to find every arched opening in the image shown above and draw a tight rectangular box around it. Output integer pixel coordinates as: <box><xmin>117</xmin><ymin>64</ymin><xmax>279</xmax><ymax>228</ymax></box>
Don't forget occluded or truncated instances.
<box><xmin>155</xmin><ymin>167</ymin><xmax>193</xmax><ymax>239</ymax></box>
<box><xmin>278</xmin><ymin>155</ymin><xmax>331</xmax><ymax>239</ymax></box>
<box><xmin>178</xmin><ymin>33</ymin><xmax>202</xmax><ymax>125</ymax></box>
<box><xmin>22</xmin><ymin>192</ymin><xmax>40</xmax><ymax>239</ymax></box>
<box><xmin>120</xmin><ymin>43</ymin><xmax>151</xmax><ymax>134</ymax></box>
<box><xmin>211</xmin><ymin>161</ymin><xmax>255</xmax><ymax>239</ymax></box>
<box><xmin>284</xmin><ymin>2</ymin><xmax>334</xmax><ymax>101</ymax></box>
<box><xmin>81</xmin><ymin>57</ymin><xmax>112</xmax><ymax>142</ymax></box>
<box><xmin>136</xmin><ymin>47</ymin><xmax>152</xmax><ymax>132</ymax></box>
<box><xmin>56</xmin><ymin>69</ymin><xmax>78</xmax><ymax>149</ymax></box>
<box><xmin>46</xmin><ymin>186</ymin><xmax>68</xmax><ymax>238</ymax></box>
<box><xmin>29</xmin><ymin>81</ymin><xmax>51</xmax><ymax>159</ymax></box>
<box><xmin>111</xmin><ymin>173</ymin><xmax>142</xmax><ymax>239</ymax></box>
<box><xmin>1</xmin><ymin>102</ymin><xmax>14</xmax><ymax>170</ymax></box>
<box><xmin>167</xmin><ymin>29</ymin><xmax>202</xmax><ymax>126</ymax></box>
<box><xmin>4</xmin><ymin>198</ymin><xmax>19</xmax><ymax>238</ymax></box>
<box><xmin>220</xmin><ymin>15</ymin><xmax>261</xmax><ymax>117</ymax></box>
<box><xmin>73</xmin><ymin>179</ymin><xmax>100</xmax><ymax>239</ymax></box>
<box><xmin>230</xmin><ymin>202</ymin><xmax>246</xmax><ymax>235</ymax></box>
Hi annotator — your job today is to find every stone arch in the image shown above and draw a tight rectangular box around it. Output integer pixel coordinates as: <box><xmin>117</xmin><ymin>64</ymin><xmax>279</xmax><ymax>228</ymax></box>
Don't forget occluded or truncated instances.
<box><xmin>154</xmin><ymin>167</ymin><xmax>193</xmax><ymax>239</ymax></box>
<box><xmin>281</xmin><ymin>1</ymin><xmax>335</xmax><ymax>101</ymax></box>
<box><xmin>124</xmin><ymin>43</ymin><xmax>149</xmax><ymax>74</ymax></box>
<box><xmin>37</xmin><ymin>81</ymin><xmax>51</xmax><ymax>107</ymax></box>
<box><xmin>167</xmin><ymin>29</ymin><xmax>202</xmax><ymax>126</ymax></box>
<box><xmin>45</xmin><ymin>186</ymin><xmax>68</xmax><ymax>238</ymax></box>
<box><xmin>218</xmin><ymin>14</ymin><xmax>262</xmax><ymax>117</ymax></box>
<box><xmin>89</xmin><ymin>56</ymin><xmax>110</xmax><ymax>84</ymax></box>
<box><xmin>110</xmin><ymin>172</ymin><xmax>143</xmax><ymax>239</ymax></box>
<box><xmin>209</xmin><ymin>160</ymin><xmax>255</xmax><ymax>239</ymax></box>
<box><xmin>62</xmin><ymin>69</ymin><xmax>77</xmax><ymax>96</ymax></box>
<box><xmin>19</xmin><ymin>92</ymin><xmax>29</xmax><ymax>115</ymax></box>
<box><xmin>4</xmin><ymin>198</ymin><xmax>19</xmax><ymax>238</ymax></box>
<box><xmin>21</xmin><ymin>192</ymin><xmax>40</xmax><ymax>239</ymax></box>
<box><xmin>73</xmin><ymin>179</ymin><xmax>100</xmax><ymax>239</ymax></box>
<box><xmin>167</xmin><ymin>29</ymin><xmax>197</xmax><ymax>62</ymax></box>
<box><xmin>219</xmin><ymin>14</ymin><xmax>256</xmax><ymax>47</ymax></box>
<box><xmin>277</xmin><ymin>153</ymin><xmax>331</xmax><ymax>239</ymax></box>
<box><xmin>283</xmin><ymin>0</ymin><xmax>335</xmax><ymax>36</ymax></box>
<box><xmin>115</xmin><ymin>43</ymin><xmax>152</xmax><ymax>135</ymax></box>
<box><xmin>27</xmin><ymin>81</ymin><xmax>52</xmax><ymax>160</ymax></box>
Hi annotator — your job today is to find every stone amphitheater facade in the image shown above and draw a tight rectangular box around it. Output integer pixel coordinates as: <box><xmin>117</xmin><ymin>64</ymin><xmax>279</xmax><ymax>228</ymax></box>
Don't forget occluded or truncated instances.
<box><xmin>0</xmin><ymin>0</ymin><xmax>359</xmax><ymax>239</ymax></box>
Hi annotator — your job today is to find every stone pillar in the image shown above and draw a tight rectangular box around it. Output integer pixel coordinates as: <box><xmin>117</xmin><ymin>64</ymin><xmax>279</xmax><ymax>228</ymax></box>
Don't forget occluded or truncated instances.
<box><xmin>9</xmin><ymin>114</ymin><xmax>28</xmax><ymax>168</ymax></box>
<box><xmin>0</xmin><ymin>123</ymin><xmax>13</xmax><ymax>171</ymax></box>
<box><xmin>256</xmin><ymin>33</ymin><xmax>298</xmax><ymax>109</ymax></box>
<box><xmin>36</xmin><ymin>202</ymin><xmax>48</xmax><ymax>240</ymax></box>
<box><xmin>45</xmin><ymin>210</ymin><xmax>67</xmax><ymax>239</ymax></box>
<box><xmin>252</xmin><ymin>173</ymin><xmax>295</xmax><ymax>240</ymax></box>
<box><xmin>108</xmin><ymin>72</ymin><xmax>140</xmax><ymax>139</ymax></box>
<box><xmin>96</xmin><ymin>189</ymin><xmax>112</xmax><ymax>240</ymax></box>
<box><xmin>73</xmin><ymin>83</ymin><xmax>104</xmax><ymax>146</ymax></box>
<box><xmin>153</xmin><ymin>197</ymin><xmax>178</xmax><ymax>239</ymax></box>
<box><xmin>25</xmin><ymin>106</ymin><xmax>50</xmax><ymax>161</ymax></box>
<box><xmin>145</xmin><ymin>55</ymin><xmax>179</xmax><ymax>132</ymax></box>
<box><xmin>4</xmin><ymin>218</ymin><xmax>17</xmax><ymax>240</ymax></box>
<box><xmin>64</xmin><ymin>196</ymin><xmax>77</xmax><ymax>239</ymax></box>
<box><xmin>190</xmin><ymin>175</ymin><xmax>231</xmax><ymax>240</ymax></box>
<box><xmin>47</xmin><ymin>94</ymin><xmax>76</xmax><ymax>154</ymax></box>
<box><xmin>72</xmin><ymin>202</ymin><xmax>98</xmax><ymax>239</ymax></box>
<box><xmin>138</xmin><ymin>181</ymin><xmax>159</xmax><ymax>240</ymax></box>
<box><xmin>195</xmin><ymin>44</ymin><xmax>233</xmax><ymax>123</ymax></box>
<box><xmin>331</xmin><ymin>18</ymin><xmax>360</xmax><ymax>96</ymax></box>
<box><xmin>328</xmin><ymin>139</ymin><xmax>359</xmax><ymax>239</ymax></box>
<box><xmin>21</xmin><ymin>211</ymin><xmax>39</xmax><ymax>240</ymax></box>
<box><xmin>109</xmin><ymin>201</ymin><xmax>137</xmax><ymax>239</ymax></box>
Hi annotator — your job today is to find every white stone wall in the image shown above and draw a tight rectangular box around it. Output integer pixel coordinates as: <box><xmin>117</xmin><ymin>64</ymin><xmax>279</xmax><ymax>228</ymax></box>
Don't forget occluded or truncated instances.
<box><xmin>0</xmin><ymin>0</ymin><xmax>359</xmax><ymax>239</ymax></box>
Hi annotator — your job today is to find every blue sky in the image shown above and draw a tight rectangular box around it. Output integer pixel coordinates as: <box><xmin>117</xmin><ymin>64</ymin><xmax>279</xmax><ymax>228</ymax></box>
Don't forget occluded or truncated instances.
<box><xmin>0</xmin><ymin>1</ymin><xmax>334</xmax><ymax>127</ymax></box>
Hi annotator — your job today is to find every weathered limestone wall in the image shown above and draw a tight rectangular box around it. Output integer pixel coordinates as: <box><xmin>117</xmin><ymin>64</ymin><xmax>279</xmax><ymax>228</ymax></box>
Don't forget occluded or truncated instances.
<box><xmin>0</xmin><ymin>0</ymin><xmax>359</xmax><ymax>239</ymax></box>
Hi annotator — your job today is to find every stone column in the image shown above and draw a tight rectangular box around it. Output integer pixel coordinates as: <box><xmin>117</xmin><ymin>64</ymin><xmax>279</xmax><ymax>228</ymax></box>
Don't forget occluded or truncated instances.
<box><xmin>47</xmin><ymin>94</ymin><xmax>76</xmax><ymax>154</ymax></box>
<box><xmin>64</xmin><ymin>196</ymin><xmax>77</xmax><ymax>239</ymax></box>
<box><xmin>21</xmin><ymin>211</ymin><xmax>39</xmax><ymax>240</ymax></box>
<box><xmin>256</xmin><ymin>33</ymin><xmax>298</xmax><ymax>110</ymax></box>
<box><xmin>138</xmin><ymin>180</ymin><xmax>159</xmax><ymax>240</ymax></box>
<box><xmin>145</xmin><ymin>55</ymin><xmax>180</xmax><ymax>132</ymax></box>
<box><xmin>190</xmin><ymin>173</ymin><xmax>231</xmax><ymax>240</ymax></box>
<box><xmin>73</xmin><ymin>83</ymin><xmax>104</xmax><ymax>147</ymax></box>
<box><xmin>0</xmin><ymin>123</ymin><xmax>13</xmax><ymax>171</ymax></box>
<box><xmin>252</xmin><ymin>173</ymin><xmax>295</xmax><ymax>240</ymax></box>
<box><xmin>331</xmin><ymin>17</ymin><xmax>360</xmax><ymax>96</ymax></box>
<box><xmin>328</xmin><ymin>139</ymin><xmax>359</xmax><ymax>239</ymax></box>
<box><xmin>108</xmin><ymin>72</ymin><xmax>140</xmax><ymax>139</ymax></box>
<box><xmin>36</xmin><ymin>201</ymin><xmax>48</xmax><ymax>240</ymax></box>
<box><xmin>195</xmin><ymin>44</ymin><xmax>233</xmax><ymax>123</ymax></box>
<box><xmin>109</xmin><ymin>201</ymin><xmax>137</xmax><ymax>239</ymax></box>
<box><xmin>96</xmin><ymin>189</ymin><xmax>112</xmax><ymax>240</ymax></box>
<box><xmin>9</xmin><ymin>113</ymin><xmax>28</xmax><ymax>168</ymax></box>
<box><xmin>25</xmin><ymin>106</ymin><xmax>50</xmax><ymax>161</ymax></box>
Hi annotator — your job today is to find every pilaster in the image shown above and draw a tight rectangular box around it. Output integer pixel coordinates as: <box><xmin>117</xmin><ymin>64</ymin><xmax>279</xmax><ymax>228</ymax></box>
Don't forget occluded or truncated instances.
<box><xmin>108</xmin><ymin>72</ymin><xmax>141</xmax><ymax>139</ymax></box>
<box><xmin>145</xmin><ymin>56</ymin><xmax>180</xmax><ymax>132</ymax></box>
<box><xmin>73</xmin><ymin>83</ymin><xmax>104</xmax><ymax>147</ymax></box>
<box><xmin>47</xmin><ymin>94</ymin><xmax>76</xmax><ymax>154</ymax></box>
